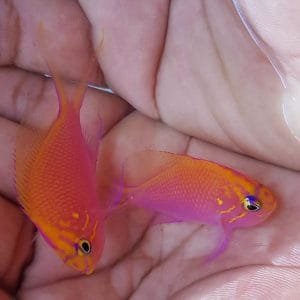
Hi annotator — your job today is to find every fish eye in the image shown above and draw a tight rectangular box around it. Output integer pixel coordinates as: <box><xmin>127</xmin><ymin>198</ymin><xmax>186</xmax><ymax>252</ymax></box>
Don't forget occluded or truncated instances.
<box><xmin>243</xmin><ymin>195</ymin><xmax>261</xmax><ymax>212</ymax></box>
<box><xmin>78</xmin><ymin>239</ymin><xmax>92</xmax><ymax>255</ymax></box>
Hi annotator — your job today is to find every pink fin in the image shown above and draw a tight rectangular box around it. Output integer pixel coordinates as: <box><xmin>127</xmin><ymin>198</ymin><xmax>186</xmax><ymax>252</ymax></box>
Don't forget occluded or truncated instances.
<box><xmin>151</xmin><ymin>214</ymin><xmax>184</xmax><ymax>226</ymax></box>
<box><xmin>98</xmin><ymin>165</ymin><xmax>124</xmax><ymax>213</ymax></box>
<box><xmin>202</xmin><ymin>225</ymin><xmax>232</xmax><ymax>264</ymax></box>
<box><xmin>82</xmin><ymin>112</ymin><xmax>103</xmax><ymax>165</ymax></box>
<box><xmin>123</xmin><ymin>150</ymin><xmax>183</xmax><ymax>187</ymax></box>
<box><xmin>110</xmin><ymin>173</ymin><xmax>124</xmax><ymax>209</ymax></box>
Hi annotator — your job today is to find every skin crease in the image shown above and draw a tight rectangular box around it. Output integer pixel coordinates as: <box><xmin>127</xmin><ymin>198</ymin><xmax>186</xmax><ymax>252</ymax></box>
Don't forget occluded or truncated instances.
<box><xmin>1</xmin><ymin>0</ymin><xmax>300</xmax><ymax>299</ymax></box>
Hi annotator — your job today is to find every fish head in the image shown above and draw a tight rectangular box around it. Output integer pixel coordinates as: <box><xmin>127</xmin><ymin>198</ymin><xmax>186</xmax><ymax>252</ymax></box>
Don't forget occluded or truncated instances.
<box><xmin>45</xmin><ymin>212</ymin><xmax>105</xmax><ymax>275</ymax></box>
<box><xmin>222</xmin><ymin>182</ymin><xmax>277</xmax><ymax>229</ymax></box>
<box><xmin>70</xmin><ymin>216</ymin><xmax>105</xmax><ymax>275</ymax></box>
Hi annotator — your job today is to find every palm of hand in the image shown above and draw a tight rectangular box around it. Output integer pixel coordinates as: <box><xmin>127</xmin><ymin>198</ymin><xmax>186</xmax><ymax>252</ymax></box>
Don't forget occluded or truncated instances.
<box><xmin>1</xmin><ymin>1</ymin><xmax>300</xmax><ymax>299</ymax></box>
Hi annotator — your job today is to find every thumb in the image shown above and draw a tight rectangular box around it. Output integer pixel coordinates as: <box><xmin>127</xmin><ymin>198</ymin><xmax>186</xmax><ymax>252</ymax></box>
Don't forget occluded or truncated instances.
<box><xmin>234</xmin><ymin>0</ymin><xmax>300</xmax><ymax>142</ymax></box>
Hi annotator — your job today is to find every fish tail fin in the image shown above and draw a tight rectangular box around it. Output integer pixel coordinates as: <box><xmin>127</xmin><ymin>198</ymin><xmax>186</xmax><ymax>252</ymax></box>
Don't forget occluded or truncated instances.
<box><xmin>72</xmin><ymin>30</ymin><xmax>105</xmax><ymax>113</ymax></box>
<box><xmin>37</xmin><ymin>22</ymin><xmax>69</xmax><ymax>114</ymax></box>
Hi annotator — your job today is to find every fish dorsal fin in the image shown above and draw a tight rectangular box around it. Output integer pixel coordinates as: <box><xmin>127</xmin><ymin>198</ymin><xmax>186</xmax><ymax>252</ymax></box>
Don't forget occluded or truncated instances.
<box><xmin>123</xmin><ymin>150</ymin><xmax>183</xmax><ymax>187</ymax></box>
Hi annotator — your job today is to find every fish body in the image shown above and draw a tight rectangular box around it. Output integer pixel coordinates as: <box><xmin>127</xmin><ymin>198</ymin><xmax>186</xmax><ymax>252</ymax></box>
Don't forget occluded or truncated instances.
<box><xmin>122</xmin><ymin>150</ymin><xmax>277</xmax><ymax>259</ymax></box>
<box><xmin>15</xmin><ymin>73</ymin><xmax>104</xmax><ymax>274</ymax></box>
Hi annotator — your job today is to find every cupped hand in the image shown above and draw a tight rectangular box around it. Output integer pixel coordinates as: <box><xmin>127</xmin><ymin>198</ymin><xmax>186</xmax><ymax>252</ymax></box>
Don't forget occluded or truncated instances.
<box><xmin>1</xmin><ymin>1</ymin><xmax>300</xmax><ymax>299</ymax></box>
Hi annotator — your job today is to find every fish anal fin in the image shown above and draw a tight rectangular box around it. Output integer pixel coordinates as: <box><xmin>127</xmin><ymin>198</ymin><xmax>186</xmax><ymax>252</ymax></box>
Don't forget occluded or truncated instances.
<box><xmin>202</xmin><ymin>223</ymin><xmax>232</xmax><ymax>264</ymax></box>
<box><xmin>151</xmin><ymin>214</ymin><xmax>184</xmax><ymax>226</ymax></box>
<box><xmin>123</xmin><ymin>150</ymin><xmax>183</xmax><ymax>187</ymax></box>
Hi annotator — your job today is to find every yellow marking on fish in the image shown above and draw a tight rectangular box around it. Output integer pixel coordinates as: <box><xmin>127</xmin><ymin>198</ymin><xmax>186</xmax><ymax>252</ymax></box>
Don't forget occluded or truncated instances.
<box><xmin>59</xmin><ymin>220</ymin><xmax>71</xmax><ymax>228</ymax></box>
<box><xmin>82</xmin><ymin>213</ymin><xmax>90</xmax><ymax>231</ymax></box>
<box><xmin>219</xmin><ymin>205</ymin><xmax>236</xmax><ymax>215</ymax></box>
<box><xmin>59</xmin><ymin>229</ymin><xmax>78</xmax><ymax>242</ymax></box>
<box><xmin>72</xmin><ymin>212</ymin><xmax>79</xmax><ymax>219</ymax></box>
<box><xmin>228</xmin><ymin>211</ymin><xmax>247</xmax><ymax>224</ymax></box>
<box><xmin>55</xmin><ymin>237</ymin><xmax>73</xmax><ymax>251</ymax></box>
<box><xmin>216</xmin><ymin>198</ymin><xmax>223</xmax><ymax>206</ymax></box>
<box><xmin>90</xmin><ymin>220</ymin><xmax>99</xmax><ymax>241</ymax></box>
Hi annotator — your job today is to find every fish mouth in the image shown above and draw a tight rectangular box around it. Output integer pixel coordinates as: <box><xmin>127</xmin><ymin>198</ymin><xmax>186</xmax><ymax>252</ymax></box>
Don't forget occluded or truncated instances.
<box><xmin>83</xmin><ymin>263</ymin><xmax>95</xmax><ymax>275</ymax></box>
<box><xmin>83</xmin><ymin>256</ymin><xmax>94</xmax><ymax>275</ymax></box>
<box><xmin>256</xmin><ymin>185</ymin><xmax>277</xmax><ymax>214</ymax></box>
<box><xmin>61</xmin><ymin>254</ymin><xmax>93</xmax><ymax>274</ymax></box>
<box><xmin>84</xmin><ymin>265</ymin><xmax>94</xmax><ymax>275</ymax></box>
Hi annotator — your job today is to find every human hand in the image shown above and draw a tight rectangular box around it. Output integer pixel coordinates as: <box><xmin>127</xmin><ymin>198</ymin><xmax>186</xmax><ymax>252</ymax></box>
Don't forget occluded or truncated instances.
<box><xmin>1</xmin><ymin>1</ymin><xmax>300</xmax><ymax>299</ymax></box>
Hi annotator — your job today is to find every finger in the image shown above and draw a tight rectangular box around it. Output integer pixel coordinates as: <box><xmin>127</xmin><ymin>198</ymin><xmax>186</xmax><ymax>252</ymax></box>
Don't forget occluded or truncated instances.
<box><xmin>156</xmin><ymin>0</ymin><xmax>300</xmax><ymax>169</ymax></box>
<box><xmin>0</xmin><ymin>290</ymin><xmax>11</xmax><ymax>300</ymax></box>
<box><xmin>81</xmin><ymin>0</ymin><xmax>300</xmax><ymax>169</ymax></box>
<box><xmin>234</xmin><ymin>1</ymin><xmax>300</xmax><ymax>76</ymax></box>
<box><xmin>0</xmin><ymin>67</ymin><xmax>131</xmax><ymax>200</ymax></box>
<box><xmin>172</xmin><ymin>266</ymin><xmax>300</xmax><ymax>299</ymax></box>
<box><xmin>234</xmin><ymin>1</ymin><xmax>300</xmax><ymax>145</ymax></box>
<box><xmin>97</xmin><ymin>111</ymin><xmax>190</xmax><ymax>187</ymax></box>
<box><xmin>79</xmin><ymin>0</ymin><xmax>170</xmax><ymax>118</ymax></box>
<box><xmin>0</xmin><ymin>195</ymin><xmax>34</xmax><ymax>294</ymax></box>
<box><xmin>0</xmin><ymin>68</ymin><xmax>130</xmax><ymax>130</ymax></box>
<box><xmin>0</xmin><ymin>0</ymin><xmax>104</xmax><ymax>84</ymax></box>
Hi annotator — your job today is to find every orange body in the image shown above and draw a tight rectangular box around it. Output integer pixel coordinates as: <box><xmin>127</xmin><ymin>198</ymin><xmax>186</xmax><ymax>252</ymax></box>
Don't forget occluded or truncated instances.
<box><xmin>15</xmin><ymin>73</ymin><xmax>104</xmax><ymax>274</ymax></box>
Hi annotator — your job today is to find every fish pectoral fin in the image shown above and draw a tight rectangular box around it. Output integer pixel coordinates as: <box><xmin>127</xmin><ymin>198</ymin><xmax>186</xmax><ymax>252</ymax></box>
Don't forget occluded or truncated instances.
<box><xmin>82</xmin><ymin>112</ymin><xmax>103</xmax><ymax>165</ymax></box>
<box><xmin>15</xmin><ymin>125</ymin><xmax>46</xmax><ymax>212</ymax></box>
<box><xmin>98</xmin><ymin>177</ymin><xmax>124</xmax><ymax>212</ymax></box>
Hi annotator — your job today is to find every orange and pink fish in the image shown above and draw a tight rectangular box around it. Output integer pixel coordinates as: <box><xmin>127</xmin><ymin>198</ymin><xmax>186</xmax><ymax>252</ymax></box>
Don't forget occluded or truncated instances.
<box><xmin>14</xmin><ymin>65</ymin><xmax>106</xmax><ymax>274</ymax></box>
<box><xmin>119</xmin><ymin>150</ymin><xmax>277</xmax><ymax>260</ymax></box>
